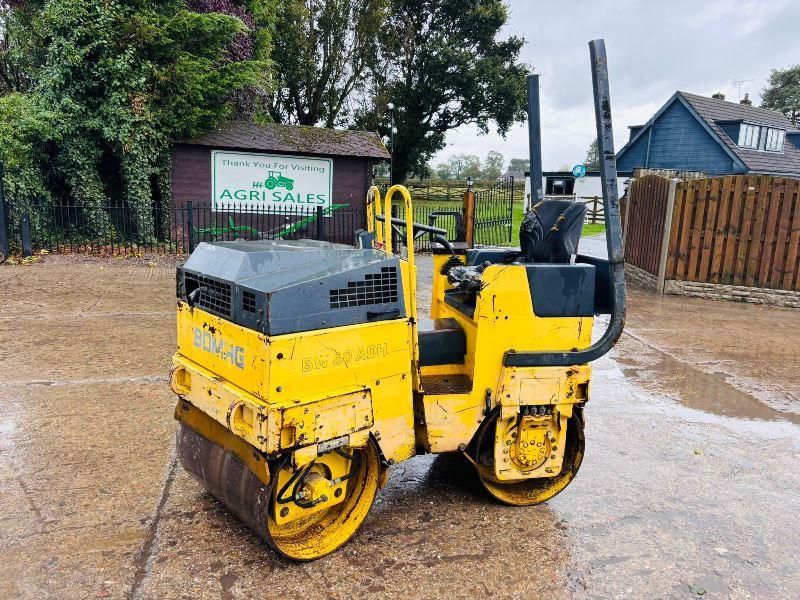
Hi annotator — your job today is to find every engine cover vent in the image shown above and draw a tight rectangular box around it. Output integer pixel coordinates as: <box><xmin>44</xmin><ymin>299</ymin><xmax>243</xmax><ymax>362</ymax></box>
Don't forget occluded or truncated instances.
<box><xmin>185</xmin><ymin>273</ymin><xmax>231</xmax><ymax>317</ymax></box>
<box><xmin>242</xmin><ymin>290</ymin><xmax>256</xmax><ymax>313</ymax></box>
<box><xmin>329</xmin><ymin>266</ymin><xmax>398</xmax><ymax>309</ymax></box>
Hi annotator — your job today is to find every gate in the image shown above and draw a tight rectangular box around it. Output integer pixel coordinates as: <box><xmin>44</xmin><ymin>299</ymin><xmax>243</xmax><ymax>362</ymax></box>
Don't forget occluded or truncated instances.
<box><xmin>624</xmin><ymin>175</ymin><xmax>672</xmax><ymax>275</ymax></box>
<box><xmin>474</xmin><ymin>177</ymin><xmax>516</xmax><ymax>245</ymax></box>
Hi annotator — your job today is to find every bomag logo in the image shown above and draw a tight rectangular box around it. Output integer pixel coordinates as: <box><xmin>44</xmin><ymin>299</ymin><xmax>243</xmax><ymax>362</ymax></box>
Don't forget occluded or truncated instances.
<box><xmin>193</xmin><ymin>328</ymin><xmax>245</xmax><ymax>369</ymax></box>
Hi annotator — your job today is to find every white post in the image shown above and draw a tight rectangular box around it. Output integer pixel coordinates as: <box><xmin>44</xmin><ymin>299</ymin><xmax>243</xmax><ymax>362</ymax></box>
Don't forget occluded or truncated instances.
<box><xmin>656</xmin><ymin>178</ymin><xmax>680</xmax><ymax>294</ymax></box>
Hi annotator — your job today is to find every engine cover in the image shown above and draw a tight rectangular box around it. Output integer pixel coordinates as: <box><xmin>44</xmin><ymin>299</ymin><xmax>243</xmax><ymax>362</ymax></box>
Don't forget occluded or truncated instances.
<box><xmin>177</xmin><ymin>239</ymin><xmax>407</xmax><ymax>335</ymax></box>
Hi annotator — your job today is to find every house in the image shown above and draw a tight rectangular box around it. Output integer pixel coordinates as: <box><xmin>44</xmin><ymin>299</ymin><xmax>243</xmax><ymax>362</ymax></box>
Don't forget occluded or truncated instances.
<box><xmin>171</xmin><ymin>121</ymin><xmax>389</xmax><ymax>212</ymax></box>
<box><xmin>616</xmin><ymin>91</ymin><xmax>800</xmax><ymax>177</ymax></box>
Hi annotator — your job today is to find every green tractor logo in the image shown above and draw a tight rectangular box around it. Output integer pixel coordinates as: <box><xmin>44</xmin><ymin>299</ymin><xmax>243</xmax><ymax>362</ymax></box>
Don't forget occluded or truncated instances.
<box><xmin>264</xmin><ymin>170</ymin><xmax>294</xmax><ymax>191</ymax></box>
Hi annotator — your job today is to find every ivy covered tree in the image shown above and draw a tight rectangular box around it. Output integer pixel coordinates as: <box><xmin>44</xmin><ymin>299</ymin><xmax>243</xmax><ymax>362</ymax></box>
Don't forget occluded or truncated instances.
<box><xmin>0</xmin><ymin>0</ymin><xmax>271</xmax><ymax>241</ymax></box>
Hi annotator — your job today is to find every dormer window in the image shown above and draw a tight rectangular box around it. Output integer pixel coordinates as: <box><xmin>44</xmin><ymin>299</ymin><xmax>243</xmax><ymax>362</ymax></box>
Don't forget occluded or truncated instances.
<box><xmin>764</xmin><ymin>128</ymin><xmax>785</xmax><ymax>152</ymax></box>
<box><xmin>738</xmin><ymin>124</ymin><xmax>760</xmax><ymax>149</ymax></box>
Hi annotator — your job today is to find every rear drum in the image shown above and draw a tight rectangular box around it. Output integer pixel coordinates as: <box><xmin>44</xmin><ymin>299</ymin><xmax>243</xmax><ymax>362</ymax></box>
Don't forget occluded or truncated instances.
<box><xmin>177</xmin><ymin>424</ymin><xmax>381</xmax><ymax>560</ymax></box>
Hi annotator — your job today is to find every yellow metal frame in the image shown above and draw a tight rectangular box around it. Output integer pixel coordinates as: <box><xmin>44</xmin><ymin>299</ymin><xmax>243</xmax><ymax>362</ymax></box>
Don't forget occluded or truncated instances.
<box><xmin>366</xmin><ymin>185</ymin><xmax>384</xmax><ymax>248</ymax></box>
<box><xmin>382</xmin><ymin>184</ymin><xmax>421</xmax><ymax>392</ymax></box>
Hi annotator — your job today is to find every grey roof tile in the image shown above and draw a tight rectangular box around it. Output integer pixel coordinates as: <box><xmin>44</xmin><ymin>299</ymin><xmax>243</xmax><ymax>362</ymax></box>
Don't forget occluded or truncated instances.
<box><xmin>679</xmin><ymin>92</ymin><xmax>800</xmax><ymax>175</ymax></box>
<box><xmin>182</xmin><ymin>121</ymin><xmax>390</xmax><ymax>159</ymax></box>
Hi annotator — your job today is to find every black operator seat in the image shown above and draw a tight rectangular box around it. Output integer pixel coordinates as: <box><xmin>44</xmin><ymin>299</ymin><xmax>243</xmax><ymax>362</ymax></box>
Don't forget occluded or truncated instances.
<box><xmin>519</xmin><ymin>199</ymin><xmax>595</xmax><ymax>317</ymax></box>
<box><xmin>520</xmin><ymin>199</ymin><xmax>587</xmax><ymax>263</ymax></box>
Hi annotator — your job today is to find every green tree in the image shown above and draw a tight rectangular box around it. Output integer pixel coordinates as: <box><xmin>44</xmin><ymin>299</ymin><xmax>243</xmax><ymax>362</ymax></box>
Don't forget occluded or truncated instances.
<box><xmin>482</xmin><ymin>150</ymin><xmax>505</xmax><ymax>179</ymax></box>
<box><xmin>584</xmin><ymin>138</ymin><xmax>599</xmax><ymax>171</ymax></box>
<box><xmin>461</xmin><ymin>154</ymin><xmax>483</xmax><ymax>179</ymax></box>
<box><xmin>269</xmin><ymin>0</ymin><xmax>388</xmax><ymax>127</ymax></box>
<box><xmin>435</xmin><ymin>161</ymin><xmax>454</xmax><ymax>179</ymax></box>
<box><xmin>508</xmin><ymin>157</ymin><xmax>530</xmax><ymax>173</ymax></box>
<box><xmin>437</xmin><ymin>153</ymin><xmax>479</xmax><ymax>179</ymax></box>
<box><xmin>359</xmin><ymin>0</ymin><xmax>527</xmax><ymax>183</ymax></box>
<box><xmin>762</xmin><ymin>64</ymin><xmax>800</xmax><ymax>126</ymax></box>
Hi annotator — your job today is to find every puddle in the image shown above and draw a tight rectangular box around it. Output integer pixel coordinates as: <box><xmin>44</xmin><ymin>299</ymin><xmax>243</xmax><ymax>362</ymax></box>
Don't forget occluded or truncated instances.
<box><xmin>616</xmin><ymin>336</ymin><xmax>800</xmax><ymax>425</ymax></box>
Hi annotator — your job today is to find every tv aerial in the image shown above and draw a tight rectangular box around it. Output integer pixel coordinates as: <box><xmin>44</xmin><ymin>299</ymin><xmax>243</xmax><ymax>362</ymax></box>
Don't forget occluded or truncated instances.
<box><xmin>732</xmin><ymin>78</ymin><xmax>753</xmax><ymax>101</ymax></box>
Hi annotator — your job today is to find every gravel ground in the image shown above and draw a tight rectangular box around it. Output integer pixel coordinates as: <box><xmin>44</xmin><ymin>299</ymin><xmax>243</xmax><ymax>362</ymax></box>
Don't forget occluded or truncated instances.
<box><xmin>0</xmin><ymin>252</ymin><xmax>798</xmax><ymax>599</ymax></box>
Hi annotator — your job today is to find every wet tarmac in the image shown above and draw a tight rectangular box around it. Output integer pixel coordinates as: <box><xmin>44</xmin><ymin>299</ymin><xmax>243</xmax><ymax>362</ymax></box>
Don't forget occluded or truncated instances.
<box><xmin>1</xmin><ymin>256</ymin><xmax>798</xmax><ymax>599</ymax></box>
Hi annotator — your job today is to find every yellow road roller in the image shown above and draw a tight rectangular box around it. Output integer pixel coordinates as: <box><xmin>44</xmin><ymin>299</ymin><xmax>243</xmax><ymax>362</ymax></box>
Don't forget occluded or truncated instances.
<box><xmin>170</xmin><ymin>39</ymin><xmax>625</xmax><ymax>560</ymax></box>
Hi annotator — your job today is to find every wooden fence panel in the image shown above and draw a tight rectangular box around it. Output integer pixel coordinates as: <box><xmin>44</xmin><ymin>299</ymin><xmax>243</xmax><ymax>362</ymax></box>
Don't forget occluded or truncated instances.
<box><xmin>698</xmin><ymin>176</ymin><xmax>721</xmax><ymax>281</ymax></box>
<box><xmin>664</xmin><ymin>181</ymin><xmax>684</xmax><ymax>278</ymax></box>
<box><xmin>709</xmin><ymin>175</ymin><xmax>733</xmax><ymax>283</ymax></box>
<box><xmin>686</xmin><ymin>178</ymin><xmax>707</xmax><ymax>280</ymax></box>
<box><xmin>652</xmin><ymin>174</ymin><xmax>800</xmax><ymax>292</ymax></box>
<box><xmin>719</xmin><ymin>176</ymin><xmax>746</xmax><ymax>284</ymax></box>
<box><xmin>757</xmin><ymin>177</ymin><xmax>784</xmax><ymax>287</ymax></box>
<box><xmin>732</xmin><ymin>177</ymin><xmax>756</xmax><ymax>286</ymax></box>
<box><xmin>624</xmin><ymin>175</ymin><xmax>670</xmax><ymax>275</ymax></box>
<box><xmin>674</xmin><ymin>179</ymin><xmax>697</xmax><ymax>280</ymax></box>
<box><xmin>781</xmin><ymin>180</ymin><xmax>800</xmax><ymax>290</ymax></box>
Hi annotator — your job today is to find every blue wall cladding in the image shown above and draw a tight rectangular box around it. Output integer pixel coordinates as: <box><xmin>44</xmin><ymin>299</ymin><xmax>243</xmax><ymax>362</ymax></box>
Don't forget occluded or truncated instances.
<box><xmin>617</xmin><ymin>100</ymin><xmax>741</xmax><ymax>175</ymax></box>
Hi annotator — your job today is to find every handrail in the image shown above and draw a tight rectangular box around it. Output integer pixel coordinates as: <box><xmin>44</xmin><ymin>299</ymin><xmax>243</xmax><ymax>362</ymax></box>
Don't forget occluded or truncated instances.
<box><xmin>366</xmin><ymin>185</ymin><xmax>384</xmax><ymax>246</ymax></box>
<box><xmin>384</xmin><ymin>184</ymin><xmax>421</xmax><ymax>391</ymax></box>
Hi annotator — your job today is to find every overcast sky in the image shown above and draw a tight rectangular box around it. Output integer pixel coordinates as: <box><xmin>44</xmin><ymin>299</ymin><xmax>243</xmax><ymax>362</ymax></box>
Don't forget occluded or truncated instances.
<box><xmin>433</xmin><ymin>0</ymin><xmax>800</xmax><ymax>172</ymax></box>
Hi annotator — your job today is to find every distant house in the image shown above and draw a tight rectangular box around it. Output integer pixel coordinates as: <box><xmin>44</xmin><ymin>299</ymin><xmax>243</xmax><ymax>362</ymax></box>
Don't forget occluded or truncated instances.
<box><xmin>616</xmin><ymin>91</ymin><xmax>800</xmax><ymax>177</ymax></box>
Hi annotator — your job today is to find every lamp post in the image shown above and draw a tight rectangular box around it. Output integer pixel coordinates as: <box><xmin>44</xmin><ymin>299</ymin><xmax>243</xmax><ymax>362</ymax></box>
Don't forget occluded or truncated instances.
<box><xmin>466</xmin><ymin>176</ymin><xmax>474</xmax><ymax>191</ymax></box>
<box><xmin>387</xmin><ymin>102</ymin><xmax>395</xmax><ymax>184</ymax></box>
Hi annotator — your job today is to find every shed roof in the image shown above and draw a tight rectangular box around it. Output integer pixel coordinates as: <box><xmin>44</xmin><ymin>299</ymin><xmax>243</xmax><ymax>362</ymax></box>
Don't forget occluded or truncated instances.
<box><xmin>182</xmin><ymin>121</ymin><xmax>390</xmax><ymax>160</ymax></box>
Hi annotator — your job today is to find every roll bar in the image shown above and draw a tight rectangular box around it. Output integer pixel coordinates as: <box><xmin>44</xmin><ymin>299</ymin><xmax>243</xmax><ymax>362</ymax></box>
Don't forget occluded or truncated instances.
<box><xmin>504</xmin><ymin>38</ymin><xmax>626</xmax><ymax>368</ymax></box>
<box><xmin>383</xmin><ymin>185</ymin><xmax>422</xmax><ymax>391</ymax></box>
<box><xmin>366</xmin><ymin>185</ymin><xmax>384</xmax><ymax>247</ymax></box>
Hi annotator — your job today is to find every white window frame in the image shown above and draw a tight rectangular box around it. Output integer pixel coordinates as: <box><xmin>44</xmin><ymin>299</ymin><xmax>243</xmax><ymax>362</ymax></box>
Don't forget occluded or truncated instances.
<box><xmin>764</xmin><ymin>127</ymin><xmax>785</xmax><ymax>152</ymax></box>
<box><xmin>738</xmin><ymin>124</ymin><xmax>761</xmax><ymax>149</ymax></box>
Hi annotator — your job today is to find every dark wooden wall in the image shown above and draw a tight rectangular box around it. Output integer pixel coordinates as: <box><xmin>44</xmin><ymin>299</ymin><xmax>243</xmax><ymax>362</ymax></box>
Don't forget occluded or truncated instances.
<box><xmin>170</xmin><ymin>144</ymin><xmax>375</xmax><ymax>211</ymax></box>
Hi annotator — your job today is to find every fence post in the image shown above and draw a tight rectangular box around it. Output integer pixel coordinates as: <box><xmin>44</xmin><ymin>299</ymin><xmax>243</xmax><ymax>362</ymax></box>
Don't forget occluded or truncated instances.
<box><xmin>0</xmin><ymin>161</ymin><xmax>9</xmax><ymax>260</ymax></box>
<box><xmin>656</xmin><ymin>178</ymin><xmax>680</xmax><ymax>294</ymax></box>
<box><xmin>21</xmin><ymin>212</ymin><xmax>32</xmax><ymax>258</ymax></box>
<box><xmin>187</xmin><ymin>200</ymin><xmax>195</xmax><ymax>253</ymax></box>
<box><xmin>316</xmin><ymin>205</ymin><xmax>324</xmax><ymax>241</ymax></box>
<box><xmin>463</xmin><ymin>188</ymin><xmax>476</xmax><ymax>247</ymax></box>
<box><xmin>591</xmin><ymin>197</ymin><xmax>599</xmax><ymax>223</ymax></box>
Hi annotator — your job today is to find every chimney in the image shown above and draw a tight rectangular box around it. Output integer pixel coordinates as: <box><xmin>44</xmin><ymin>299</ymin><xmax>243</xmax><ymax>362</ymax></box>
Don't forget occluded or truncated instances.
<box><xmin>711</xmin><ymin>92</ymin><xmax>725</xmax><ymax>101</ymax></box>
<box><xmin>740</xmin><ymin>93</ymin><xmax>752</xmax><ymax>106</ymax></box>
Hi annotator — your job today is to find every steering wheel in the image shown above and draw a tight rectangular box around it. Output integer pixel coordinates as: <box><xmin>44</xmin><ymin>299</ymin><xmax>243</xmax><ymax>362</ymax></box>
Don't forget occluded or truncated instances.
<box><xmin>375</xmin><ymin>215</ymin><xmax>453</xmax><ymax>252</ymax></box>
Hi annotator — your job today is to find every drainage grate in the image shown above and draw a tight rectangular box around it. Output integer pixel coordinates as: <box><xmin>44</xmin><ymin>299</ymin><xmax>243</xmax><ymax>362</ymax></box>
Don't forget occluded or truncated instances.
<box><xmin>184</xmin><ymin>272</ymin><xmax>231</xmax><ymax>317</ymax></box>
<box><xmin>329</xmin><ymin>267</ymin><xmax>399</xmax><ymax>309</ymax></box>
<box><xmin>242</xmin><ymin>290</ymin><xmax>256</xmax><ymax>313</ymax></box>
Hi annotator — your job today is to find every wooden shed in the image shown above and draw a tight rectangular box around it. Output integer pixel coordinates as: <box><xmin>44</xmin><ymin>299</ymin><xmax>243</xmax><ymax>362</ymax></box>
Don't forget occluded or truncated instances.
<box><xmin>170</xmin><ymin>121</ymin><xmax>390</xmax><ymax>212</ymax></box>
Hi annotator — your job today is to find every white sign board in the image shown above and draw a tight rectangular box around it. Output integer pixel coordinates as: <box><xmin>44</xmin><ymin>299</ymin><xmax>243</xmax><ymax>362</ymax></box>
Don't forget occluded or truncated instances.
<box><xmin>211</xmin><ymin>150</ymin><xmax>333</xmax><ymax>212</ymax></box>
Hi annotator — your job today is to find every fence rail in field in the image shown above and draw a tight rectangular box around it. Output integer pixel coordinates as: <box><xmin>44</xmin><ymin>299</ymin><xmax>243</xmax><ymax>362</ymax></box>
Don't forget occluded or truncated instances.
<box><xmin>624</xmin><ymin>174</ymin><xmax>800</xmax><ymax>293</ymax></box>
<box><xmin>542</xmin><ymin>195</ymin><xmax>605</xmax><ymax>224</ymax></box>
